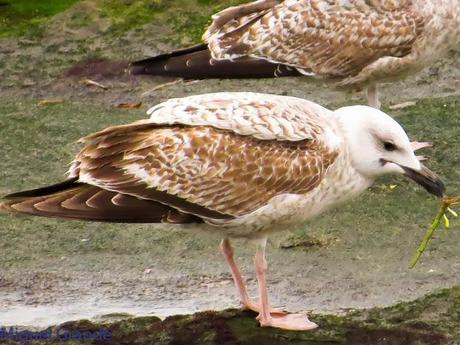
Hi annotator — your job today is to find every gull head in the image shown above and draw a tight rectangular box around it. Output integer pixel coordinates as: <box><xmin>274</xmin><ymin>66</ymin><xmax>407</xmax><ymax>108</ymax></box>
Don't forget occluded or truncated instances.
<box><xmin>335</xmin><ymin>105</ymin><xmax>445</xmax><ymax>197</ymax></box>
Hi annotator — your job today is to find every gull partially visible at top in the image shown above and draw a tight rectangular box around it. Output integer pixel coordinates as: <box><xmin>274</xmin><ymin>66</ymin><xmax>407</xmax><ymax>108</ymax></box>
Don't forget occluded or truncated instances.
<box><xmin>131</xmin><ymin>0</ymin><xmax>460</xmax><ymax>108</ymax></box>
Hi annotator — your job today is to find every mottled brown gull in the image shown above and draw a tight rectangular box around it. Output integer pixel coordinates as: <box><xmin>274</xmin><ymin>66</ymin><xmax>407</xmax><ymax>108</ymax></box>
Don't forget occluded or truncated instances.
<box><xmin>131</xmin><ymin>0</ymin><xmax>460</xmax><ymax>108</ymax></box>
<box><xmin>0</xmin><ymin>92</ymin><xmax>444</xmax><ymax>330</ymax></box>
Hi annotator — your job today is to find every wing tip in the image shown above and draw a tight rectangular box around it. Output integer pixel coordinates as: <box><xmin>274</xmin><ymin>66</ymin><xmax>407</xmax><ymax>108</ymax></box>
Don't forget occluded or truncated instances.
<box><xmin>3</xmin><ymin>178</ymin><xmax>80</xmax><ymax>200</ymax></box>
<box><xmin>0</xmin><ymin>200</ymin><xmax>14</xmax><ymax>214</ymax></box>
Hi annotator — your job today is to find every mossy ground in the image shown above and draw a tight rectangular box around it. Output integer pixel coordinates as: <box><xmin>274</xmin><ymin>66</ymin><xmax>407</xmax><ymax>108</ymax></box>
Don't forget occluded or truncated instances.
<box><xmin>0</xmin><ymin>0</ymin><xmax>78</xmax><ymax>38</ymax></box>
<box><xmin>100</xmin><ymin>0</ymin><xmax>249</xmax><ymax>45</ymax></box>
<box><xmin>1</xmin><ymin>287</ymin><xmax>459</xmax><ymax>344</ymax></box>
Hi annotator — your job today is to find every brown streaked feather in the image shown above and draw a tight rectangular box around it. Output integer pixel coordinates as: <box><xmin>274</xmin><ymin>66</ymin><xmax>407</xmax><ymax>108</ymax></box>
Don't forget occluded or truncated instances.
<box><xmin>74</xmin><ymin>123</ymin><xmax>338</xmax><ymax>218</ymax></box>
<box><xmin>205</xmin><ymin>0</ymin><xmax>425</xmax><ymax>81</ymax></box>
<box><xmin>1</xmin><ymin>180</ymin><xmax>204</xmax><ymax>224</ymax></box>
<box><xmin>204</xmin><ymin>0</ymin><xmax>279</xmax><ymax>40</ymax></box>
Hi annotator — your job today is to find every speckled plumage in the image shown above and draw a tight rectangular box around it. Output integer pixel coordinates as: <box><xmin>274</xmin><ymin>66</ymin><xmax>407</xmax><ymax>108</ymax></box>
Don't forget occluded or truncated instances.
<box><xmin>0</xmin><ymin>92</ymin><xmax>444</xmax><ymax>330</ymax></box>
<box><xmin>69</xmin><ymin>93</ymin><xmax>348</xmax><ymax>236</ymax></box>
<box><xmin>2</xmin><ymin>92</ymin><xmax>374</xmax><ymax>238</ymax></box>
<box><xmin>204</xmin><ymin>0</ymin><xmax>460</xmax><ymax>88</ymax></box>
<box><xmin>2</xmin><ymin>92</ymin><xmax>437</xmax><ymax>239</ymax></box>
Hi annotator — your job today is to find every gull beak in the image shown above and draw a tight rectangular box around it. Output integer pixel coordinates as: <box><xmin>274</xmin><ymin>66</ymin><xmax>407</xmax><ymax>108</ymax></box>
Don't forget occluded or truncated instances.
<box><xmin>401</xmin><ymin>164</ymin><xmax>445</xmax><ymax>198</ymax></box>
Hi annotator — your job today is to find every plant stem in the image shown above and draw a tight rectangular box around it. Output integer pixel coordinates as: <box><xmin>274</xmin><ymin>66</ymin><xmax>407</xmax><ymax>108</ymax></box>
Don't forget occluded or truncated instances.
<box><xmin>409</xmin><ymin>197</ymin><xmax>460</xmax><ymax>269</ymax></box>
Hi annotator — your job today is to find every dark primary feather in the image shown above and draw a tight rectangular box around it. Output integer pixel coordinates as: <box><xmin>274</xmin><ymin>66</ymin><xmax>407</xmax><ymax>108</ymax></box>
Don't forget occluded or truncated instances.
<box><xmin>0</xmin><ymin>179</ymin><xmax>205</xmax><ymax>224</ymax></box>
<box><xmin>5</xmin><ymin>178</ymin><xmax>80</xmax><ymax>198</ymax></box>
<box><xmin>130</xmin><ymin>44</ymin><xmax>300</xmax><ymax>79</ymax></box>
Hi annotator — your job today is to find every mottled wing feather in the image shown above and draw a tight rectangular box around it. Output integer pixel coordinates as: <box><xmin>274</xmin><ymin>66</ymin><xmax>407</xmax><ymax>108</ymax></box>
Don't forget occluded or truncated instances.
<box><xmin>146</xmin><ymin>92</ymin><xmax>332</xmax><ymax>141</ymax></box>
<box><xmin>204</xmin><ymin>0</ymin><xmax>424</xmax><ymax>78</ymax></box>
<box><xmin>73</xmin><ymin>123</ymin><xmax>338</xmax><ymax>219</ymax></box>
<box><xmin>70</xmin><ymin>93</ymin><xmax>340</xmax><ymax>220</ymax></box>
<box><xmin>73</xmin><ymin>123</ymin><xmax>232</xmax><ymax>220</ymax></box>
<box><xmin>204</xmin><ymin>0</ymin><xmax>280</xmax><ymax>41</ymax></box>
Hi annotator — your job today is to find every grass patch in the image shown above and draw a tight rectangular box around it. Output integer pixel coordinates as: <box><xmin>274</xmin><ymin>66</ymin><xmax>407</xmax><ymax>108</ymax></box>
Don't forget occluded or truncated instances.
<box><xmin>0</xmin><ymin>0</ymin><xmax>79</xmax><ymax>38</ymax></box>
<box><xmin>101</xmin><ymin>0</ymin><xmax>249</xmax><ymax>45</ymax></box>
<box><xmin>0</xmin><ymin>100</ymin><xmax>148</xmax><ymax>266</ymax></box>
<box><xmin>0</xmin><ymin>0</ymin><xmax>248</xmax><ymax>42</ymax></box>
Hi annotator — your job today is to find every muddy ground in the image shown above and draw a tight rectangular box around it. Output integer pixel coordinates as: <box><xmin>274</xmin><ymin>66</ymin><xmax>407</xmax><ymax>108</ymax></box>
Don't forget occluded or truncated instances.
<box><xmin>3</xmin><ymin>287</ymin><xmax>460</xmax><ymax>345</ymax></box>
<box><xmin>0</xmin><ymin>0</ymin><xmax>460</xmax><ymax>336</ymax></box>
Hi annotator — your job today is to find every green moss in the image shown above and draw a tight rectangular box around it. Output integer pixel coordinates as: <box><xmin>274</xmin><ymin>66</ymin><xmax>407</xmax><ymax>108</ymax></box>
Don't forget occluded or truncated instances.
<box><xmin>0</xmin><ymin>0</ymin><xmax>79</xmax><ymax>38</ymax></box>
<box><xmin>101</xmin><ymin>0</ymin><xmax>249</xmax><ymax>45</ymax></box>
<box><xmin>4</xmin><ymin>287</ymin><xmax>451</xmax><ymax>345</ymax></box>
<box><xmin>0</xmin><ymin>0</ymin><xmax>248</xmax><ymax>43</ymax></box>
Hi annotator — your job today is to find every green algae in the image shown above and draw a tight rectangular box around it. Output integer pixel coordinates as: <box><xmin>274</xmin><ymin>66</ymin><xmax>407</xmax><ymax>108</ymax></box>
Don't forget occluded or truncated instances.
<box><xmin>101</xmin><ymin>0</ymin><xmax>249</xmax><ymax>45</ymax></box>
<box><xmin>0</xmin><ymin>0</ymin><xmax>79</xmax><ymax>38</ymax></box>
<box><xmin>2</xmin><ymin>287</ymin><xmax>457</xmax><ymax>345</ymax></box>
<box><xmin>0</xmin><ymin>0</ymin><xmax>248</xmax><ymax>43</ymax></box>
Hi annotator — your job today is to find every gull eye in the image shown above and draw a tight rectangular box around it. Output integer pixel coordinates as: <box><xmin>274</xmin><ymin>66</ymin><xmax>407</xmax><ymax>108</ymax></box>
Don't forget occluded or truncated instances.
<box><xmin>383</xmin><ymin>141</ymin><xmax>397</xmax><ymax>152</ymax></box>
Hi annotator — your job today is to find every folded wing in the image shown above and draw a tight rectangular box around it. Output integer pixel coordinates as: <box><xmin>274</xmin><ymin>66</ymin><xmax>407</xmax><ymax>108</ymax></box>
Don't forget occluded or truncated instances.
<box><xmin>2</xmin><ymin>93</ymin><xmax>340</xmax><ymax>224</ymax></box>
<box><xmin>74</xmin><ymin>122</ymin><xmax>338</xmax><ymax>219</ymax></box>
<box><xmin>204</xmin><ymin>0</ymin><xmax>424</xmax><ymax>78</ymax></box>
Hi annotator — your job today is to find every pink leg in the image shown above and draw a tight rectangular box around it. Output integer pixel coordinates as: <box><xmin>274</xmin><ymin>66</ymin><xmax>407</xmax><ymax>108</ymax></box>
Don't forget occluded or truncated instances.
<box><xmin>366</xmin><ymin>84</ymin><xmax>381</xmax><ymax>109</ymax></box>
<box><xmin>220</xmin><ymin>239</ymin><xmax>285</xmax><ymax>314</ymax></box>
<box><xmin>254</xmin><ymin>238</ymin><xmax>318</xmax><ymax>331</ymax></box>
<box><xmin>220</xmin><ymin>239</ymin><xmax>252</xmax><ymax>308</ymax></box>
<box><xmin>254</xmin><ymin>238</ymin><xmax>270</xmax><ymax>322</ymax></box>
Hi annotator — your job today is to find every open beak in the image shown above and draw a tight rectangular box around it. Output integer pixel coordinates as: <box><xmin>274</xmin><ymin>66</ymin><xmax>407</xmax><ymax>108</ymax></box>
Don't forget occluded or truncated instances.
<box><xmin>401</xmin><ymin>164</ymin><xmax>445</xmax><ymax>198</ymax></box>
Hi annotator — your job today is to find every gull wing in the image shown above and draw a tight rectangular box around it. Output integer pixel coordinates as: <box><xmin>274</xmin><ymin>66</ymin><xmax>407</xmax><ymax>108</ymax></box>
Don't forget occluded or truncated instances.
<box><xmin>204</xmin><ymin>0</ymin><xmax>424</xmax><ymax>77</ymax></box>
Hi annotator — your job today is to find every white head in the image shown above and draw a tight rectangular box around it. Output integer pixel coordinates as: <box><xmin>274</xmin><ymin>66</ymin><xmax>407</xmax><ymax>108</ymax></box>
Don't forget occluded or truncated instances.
<box><xmin>335</xmin><ymin>105</ymin><xmax>445</xmax><ymax>197</ymax></box>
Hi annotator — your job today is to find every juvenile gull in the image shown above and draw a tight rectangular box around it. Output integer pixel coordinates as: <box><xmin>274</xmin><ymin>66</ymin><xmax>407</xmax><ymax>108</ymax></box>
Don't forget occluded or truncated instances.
<box><xmin>0</xmin><ymin>92</ymin><xmax>445</xmax><ymax>330</ymax></box>
<box><xmin>131</xmin><ymin>0</ymin><xmax>460</xmax><ymax>108</ymax></box>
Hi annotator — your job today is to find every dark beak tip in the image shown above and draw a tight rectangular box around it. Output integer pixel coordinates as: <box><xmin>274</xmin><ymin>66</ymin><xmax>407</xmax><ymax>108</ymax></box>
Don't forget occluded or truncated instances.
<box><xmin>429</xmin><ymin>181</ymin><xmax>446</xmax><ymax>198</ymax></box>
<box><xmin>402</xmin><ymin>165</ymin><xmax>446</xmax><ymax>198</ymax></box>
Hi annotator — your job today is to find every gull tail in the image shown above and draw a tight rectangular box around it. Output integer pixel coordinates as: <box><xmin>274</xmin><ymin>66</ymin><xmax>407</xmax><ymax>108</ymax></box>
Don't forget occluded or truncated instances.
<box><xmin>130</xmin><ymin>43</ymin><xmax>301</xmax><ymax>79</ymax></box>
<box><xmin>0</xmin><ymin>178</ymin><xmax>202</xmax><ymax>224</ymax></box>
